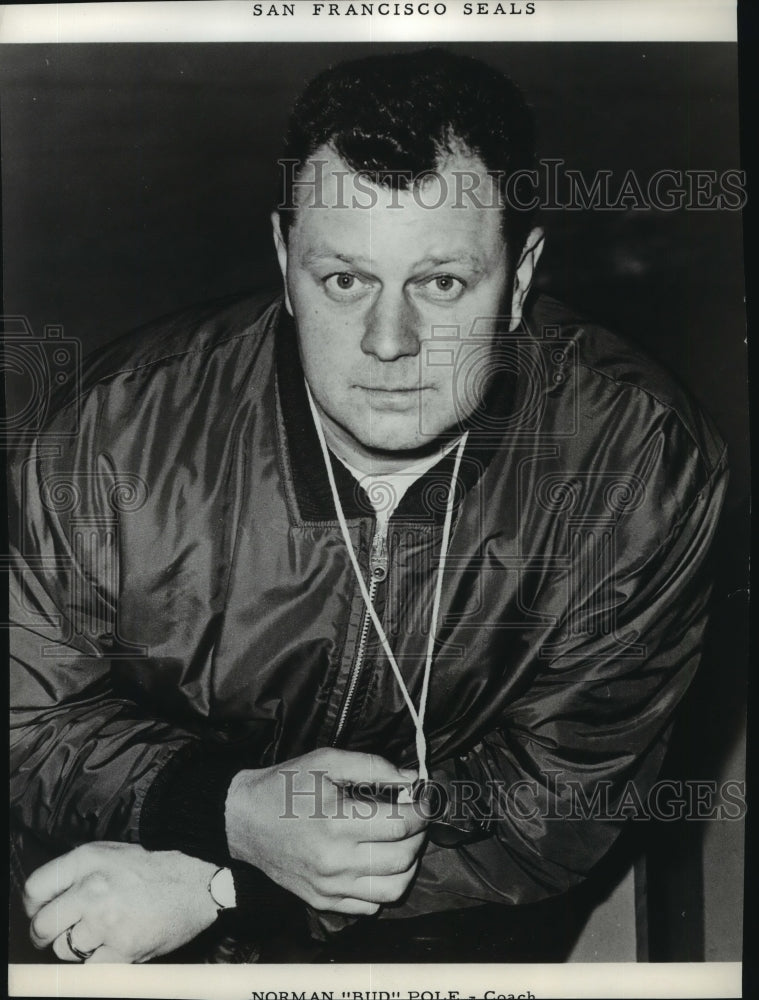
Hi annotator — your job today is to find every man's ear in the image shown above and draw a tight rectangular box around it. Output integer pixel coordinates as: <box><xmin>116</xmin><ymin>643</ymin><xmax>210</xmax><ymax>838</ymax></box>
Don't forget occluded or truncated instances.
<box><xmin>271</xmin><ymin>211</ymin><xmax>293</xmax><ymax>316</ymax></box>
<box><xmin>508</xmin><ymin>226</ymin><xmax>545</xmax><ymax>331</ymax></box>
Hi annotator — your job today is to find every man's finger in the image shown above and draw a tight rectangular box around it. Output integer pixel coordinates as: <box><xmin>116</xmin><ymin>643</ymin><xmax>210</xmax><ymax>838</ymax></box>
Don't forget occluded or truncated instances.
<box><xmin>51</xmin><ymin>920</ymin><xmax>102</xmax><ymax>963</ymax></box>
<box><xmin>30</xmin><ymin>890</ymin><xmax>85</xmax><ymax>949</ymax></box>
<box><xmin>357</xmin><ymin>802</ymin><xmax>429</xmax><ymax>842</ymax></box>
<box><xmin>52</xmin><ymin>932</ymin><xmax>78</xmax><ymax>963</ymax></box>
<box><xmin>318</xmin><ymin>750</ymin><xmax>417</xmax><ymax>787</ymax></box>
<box><xmin>349</xmin><ymin>868</ymin><xmax>419</xmax><ymax>904</ymax></box>
<box><xmin>349</xmin><ymin>835</ymin><xmax>426</xmax><ymax>876</ymax></box>
<box><xmin>328</xmin><ymin>898</ymin><xmax>381</xmax><ymax>916</ymax></box>
<box><xmin>24</xmin><ymin>846</ymin><xmax>96</xmax><ymax>915</ymax></box>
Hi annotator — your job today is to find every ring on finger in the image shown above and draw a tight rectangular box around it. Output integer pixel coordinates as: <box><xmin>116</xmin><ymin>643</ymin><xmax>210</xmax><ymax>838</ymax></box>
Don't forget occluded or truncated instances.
<box><xmin>65</xmin><ymin>925</ymin><xmax>97</xmax><ymax>962</ymax></box>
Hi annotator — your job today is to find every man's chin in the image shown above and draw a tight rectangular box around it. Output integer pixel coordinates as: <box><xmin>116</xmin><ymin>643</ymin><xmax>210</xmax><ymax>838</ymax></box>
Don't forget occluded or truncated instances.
<box><xmin>353</xmin><ymin>426</ymin><xmax>453</xmax><ymax>462</ymax></box>
<box><xmin>323</xmin><ymin>408</ymin><xmax>462</xmax><ymax>468</ymax></box>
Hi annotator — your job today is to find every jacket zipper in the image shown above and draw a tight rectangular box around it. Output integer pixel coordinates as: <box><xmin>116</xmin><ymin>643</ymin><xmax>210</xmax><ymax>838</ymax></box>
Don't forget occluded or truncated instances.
<box><xmin>331</xmin><ymin>520</ymin><xmax>389</xmax><ymax>746</ymax></box>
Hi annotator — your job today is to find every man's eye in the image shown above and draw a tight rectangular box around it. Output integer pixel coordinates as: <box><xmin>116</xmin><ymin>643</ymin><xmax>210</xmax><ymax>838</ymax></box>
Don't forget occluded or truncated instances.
<box><xmin>422</xmin><ymin>275</ymin><xmax>466</xmax><ymax>300</ymax></box>
<box><xmin>324</xmin><ymin>273</ymin><xmax>366</xmax><ymax>297</ymax></box>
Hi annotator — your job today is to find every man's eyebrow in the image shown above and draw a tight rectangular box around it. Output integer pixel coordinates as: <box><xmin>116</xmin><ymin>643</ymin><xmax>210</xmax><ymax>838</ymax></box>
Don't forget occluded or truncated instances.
<box><xmin>413</xmin><ymin>253</ymin><xmax>486</xmax><ymax>273</ymax></box>
<box><xmin>300</xmin><ymin>248</ymin><xmax>486</xmax><ymax>272</ymax></box>
<box><xmin>301</xmin><ymin>249</ymin><xmax>359</xmax><ymax>267</ymax></box>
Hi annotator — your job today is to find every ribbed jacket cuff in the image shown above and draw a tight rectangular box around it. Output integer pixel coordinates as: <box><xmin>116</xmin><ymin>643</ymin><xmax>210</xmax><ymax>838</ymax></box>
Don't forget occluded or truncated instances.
<box><xmin>139</xmin><ymin>746</ymin><xmax>242</xmax><ymax>863</ymax></box>
<box><xmin>230</xmin><ymin>866</ymin><xmax>296</xmax><ymax>915</ymax></box>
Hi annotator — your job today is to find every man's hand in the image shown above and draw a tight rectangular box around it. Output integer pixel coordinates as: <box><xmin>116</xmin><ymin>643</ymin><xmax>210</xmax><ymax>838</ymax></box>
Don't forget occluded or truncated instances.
<box><xmin>226</xmin><ymin>749</ymin><xmax>426</xmax><ymax>915</ymax></box>
<box><xmin>23</xmin><ymin>842</ymin><xmax>219</xmax><ymax>963</ymax></box>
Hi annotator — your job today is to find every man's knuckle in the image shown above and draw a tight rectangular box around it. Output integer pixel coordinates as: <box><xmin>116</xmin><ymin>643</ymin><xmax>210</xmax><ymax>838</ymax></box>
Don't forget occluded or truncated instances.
<box><xmin>70</xmin><ymin>843</ymin><xmax>94</xmax><ymax>863</ymax></box>
<box><xmin>395</xmin><ymin>850</ymin><xmax>414</xmax><ymax>874</ymax></box>
<box><xmin>83</xmin><ymin>872</ymin><xmax>110</xmax><ymax>898</ymax></box>
<box><xmin>308</xmin><ymin>748</ymin><xmax>331</xmax><ymax>769</ymax></box>
<box><xmin>310</xmin><ymin>867</ymin><xmax>335</xmax><ymax>898</ymax></box>
<box><xmin>311</xmin><ymin>847</ymin><xmax>329</xmax><ymax>876</ymax></box>
<box><xmin>387</xmin><ymin>817</ymin><xmax>407</xmax><ymax>840</ymax></box>
<box><xmin>319</xmin><ymin>842</ymin><xmax>345</xmax><ymax>876</ymax></box>
<box><xmin>100</xmin><ymin>905</ymin><xmax>120</xmax><ymax>930</ymax></box>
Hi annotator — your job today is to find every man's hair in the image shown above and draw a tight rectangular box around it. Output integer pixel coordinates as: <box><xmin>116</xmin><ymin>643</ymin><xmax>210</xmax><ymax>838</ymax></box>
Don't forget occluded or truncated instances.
<box><xmin>277</xmin><ymin>48</ymin><xmax>537</xmax><ymax>257</ymax></box>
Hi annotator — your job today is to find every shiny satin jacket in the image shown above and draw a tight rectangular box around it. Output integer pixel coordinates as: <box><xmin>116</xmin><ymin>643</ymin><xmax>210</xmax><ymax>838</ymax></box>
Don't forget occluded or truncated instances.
<box><xmin>10</xmin><ymin>290</ymin><xmax>727</xmax><ymax>913</ymax></box>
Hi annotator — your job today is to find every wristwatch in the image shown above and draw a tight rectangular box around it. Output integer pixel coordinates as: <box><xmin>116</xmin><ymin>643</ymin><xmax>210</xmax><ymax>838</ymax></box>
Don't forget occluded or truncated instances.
<box><xmin>208</xmin><ymin>866</ymin><xmax>237</xmax><ymax>913</ymax></box>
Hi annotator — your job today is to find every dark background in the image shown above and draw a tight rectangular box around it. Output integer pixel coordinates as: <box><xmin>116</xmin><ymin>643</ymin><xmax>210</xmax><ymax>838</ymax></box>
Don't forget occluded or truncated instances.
<box><xmin>1</xmin><ymin>42</ymin><xmax>748</xmax><ymax>961</ymax></box>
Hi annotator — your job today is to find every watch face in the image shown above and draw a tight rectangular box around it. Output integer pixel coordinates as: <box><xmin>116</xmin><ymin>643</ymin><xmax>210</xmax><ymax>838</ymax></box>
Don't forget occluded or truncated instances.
<box><xmin>209</xmin><ymin>867</ymin><xmax>237</xmax><ymax>911</ymax></box>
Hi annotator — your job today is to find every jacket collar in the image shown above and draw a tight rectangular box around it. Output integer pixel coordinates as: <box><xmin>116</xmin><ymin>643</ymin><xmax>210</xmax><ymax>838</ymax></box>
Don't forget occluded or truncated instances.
<box><xmin>274</xmin><ymin>302</ymin><xmax>522</xmax><ymax>525</ymax></box>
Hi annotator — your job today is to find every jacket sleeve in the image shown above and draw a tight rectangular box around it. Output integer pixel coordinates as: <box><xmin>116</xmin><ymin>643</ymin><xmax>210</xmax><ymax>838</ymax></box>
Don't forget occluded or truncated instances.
<box><xmin>9</xmin><ymin>415</ymin><xmax>248</xmax><ymax>863</ymax></box>
<box><xmin>389</xmin><ymin>436</ymin><xmax>729</xmax><ymax>916</ymax></box>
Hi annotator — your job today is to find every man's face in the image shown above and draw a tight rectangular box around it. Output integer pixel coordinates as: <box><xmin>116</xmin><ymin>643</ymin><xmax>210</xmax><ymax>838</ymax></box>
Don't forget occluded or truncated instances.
<box><xmin>273</xmin><ymin>146</ymin><xmax>542</xmax><ymax>471</ymax></box>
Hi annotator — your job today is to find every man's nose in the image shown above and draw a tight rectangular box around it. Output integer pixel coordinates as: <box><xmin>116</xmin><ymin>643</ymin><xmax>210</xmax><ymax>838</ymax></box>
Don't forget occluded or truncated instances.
<box><xmin>360</xmin><ymin>290</ymin><xmax>421</xmax><ymax>362</ymax></box>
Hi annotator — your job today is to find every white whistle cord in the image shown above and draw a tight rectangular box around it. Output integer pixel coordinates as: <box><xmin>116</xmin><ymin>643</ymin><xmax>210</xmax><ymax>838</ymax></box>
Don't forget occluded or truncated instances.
<box><xmin>306</xmin><ymin>381</ymin><xmax>468</xmax><ymax>781</ymax></box>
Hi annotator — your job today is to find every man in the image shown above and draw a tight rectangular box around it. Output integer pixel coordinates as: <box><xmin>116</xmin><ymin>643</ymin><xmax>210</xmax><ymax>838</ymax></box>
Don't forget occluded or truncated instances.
<box><xmin>10</xmin><ymin>48</ymin><xmax>727</xmax><ymax>963</ymax></box>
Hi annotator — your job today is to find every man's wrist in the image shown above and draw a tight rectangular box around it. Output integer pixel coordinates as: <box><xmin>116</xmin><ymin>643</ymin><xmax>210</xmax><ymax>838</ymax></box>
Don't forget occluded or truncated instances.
<box><xmin>225</xmin><ymin>767</ymin><xmax>271</xmax><ymax>866</ymax></box>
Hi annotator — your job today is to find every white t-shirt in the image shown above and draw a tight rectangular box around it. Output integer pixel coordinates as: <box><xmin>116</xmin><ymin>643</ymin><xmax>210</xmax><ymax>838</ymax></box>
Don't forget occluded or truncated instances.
<box><xmin>337</xmin><ymin>440</ymin><xmax>462</xmax><ymax>535</ymax></box>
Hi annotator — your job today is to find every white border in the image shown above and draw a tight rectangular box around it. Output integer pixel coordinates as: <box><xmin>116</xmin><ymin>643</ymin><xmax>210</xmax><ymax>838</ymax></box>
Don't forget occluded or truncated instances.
<box><xmin>7</xmin><ymin>961</ymin><xmax>745</xmax><ymax>999</ymax></box>
<box><xmin>0</xmin><ymin>0</ymin><xmax>738</xmax><ymax>44</ymax></box>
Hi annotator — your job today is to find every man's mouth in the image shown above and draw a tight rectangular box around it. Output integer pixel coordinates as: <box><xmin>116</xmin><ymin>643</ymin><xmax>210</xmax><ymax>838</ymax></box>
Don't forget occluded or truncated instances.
<box><xmin>356</xmin><ymin>385</ymin><xmax>430</xmax><ymax>393</ymax></box>
<box><xmin>356</xmin><ymin>385</ymin><xmax>431</xmax><ymax>409</ymax></box>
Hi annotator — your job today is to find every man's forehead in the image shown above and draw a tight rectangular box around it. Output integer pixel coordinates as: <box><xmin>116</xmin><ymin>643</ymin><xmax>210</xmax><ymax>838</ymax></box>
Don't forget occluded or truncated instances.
<box><xmin>286</xmin><ymin>146</ymin><xmax>506</xmax><ymax>258</ymax></box>
<box><xmin>291</xmin><ymin>145</ymin><xmax>502</xmax><ymax>210</ymax></box>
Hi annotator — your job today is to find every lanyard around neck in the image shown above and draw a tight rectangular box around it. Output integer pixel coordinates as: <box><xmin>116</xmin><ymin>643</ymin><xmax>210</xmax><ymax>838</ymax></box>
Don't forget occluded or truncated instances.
<box><xmin>305</xmin><ymin>380</ymin><xmax>469</xmax><ymax>781</ymax></box>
